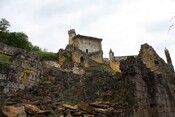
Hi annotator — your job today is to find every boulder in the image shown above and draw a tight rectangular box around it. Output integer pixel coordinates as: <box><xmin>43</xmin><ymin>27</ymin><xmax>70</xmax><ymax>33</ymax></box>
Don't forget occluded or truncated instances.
<box><xmin>78</xmin><ymin>102</ymin><xmax>94</xmax><ymax>114</ymax></box>
<box><xmin>0</xmin><ymin>106</ymin><xmax>27</xmax><ymax>117</ymax></box>
<box><xmin>62</xmin><ymin>104</ymin><xmax>78</xmax><ymax>110</ymax></box>
<box><xmin>24</xmin><ymin>104</ymin><xmax>50</xmax><ymax>115</ymax></box>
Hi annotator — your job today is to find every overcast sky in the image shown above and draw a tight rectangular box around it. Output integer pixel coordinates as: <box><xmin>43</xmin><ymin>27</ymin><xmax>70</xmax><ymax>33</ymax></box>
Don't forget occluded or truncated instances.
<box><xmin>0</xmin><ymin>0</ymin><xmax>175</xmax><ymax>65</ymax></box>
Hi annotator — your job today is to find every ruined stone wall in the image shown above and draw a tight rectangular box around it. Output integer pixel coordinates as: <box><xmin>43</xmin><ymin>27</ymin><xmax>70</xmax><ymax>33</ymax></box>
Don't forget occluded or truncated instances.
<box><xmin>72</xmin><ymin>50</ymin><xmax>85</xmax><ymax>63</ymax></box>
<box><xmin>110</xmin><ymin>56</ymin><xmax>137</xmax><ymax>72</ymax></box>
<box><xmin>110</xmin><ymin>60</ymin><xmax>121</xmax><ymax>72</ymax></box>
<box><xmin>71</xmin><ymin>52</ymin><xmax>80</xmax><ymax>63</ymax></box>
<box><xmin>138</xmin><ymin>44</ymin><xmax>175</xmax><ymax>116</ymax></box>
<box><xmin>88</xmin><ymin>51</ymin><xmax>103</xmax><ymax>64</ymax></box>
<box><xmin>120</xmin><ymin>44</ymin><xmax>175</xmax><ymax>117</ymax></box>
<box><xmin>58</xmin><ymin>49</ymin><xmax>71</xmax><ymax>66</ymax></box>
<box><xmin>72</xmin><ymin>38</ymin><xmax>79</xmax><ymax>50</ymax></box>
<box><xmin>59</xmin><ymin>45</ymin><xmax>103</xmax><ymax>68</ymax></box>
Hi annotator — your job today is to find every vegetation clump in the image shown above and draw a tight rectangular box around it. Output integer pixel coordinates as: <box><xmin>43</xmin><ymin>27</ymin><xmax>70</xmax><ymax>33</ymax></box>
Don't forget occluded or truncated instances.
<box><xmin>0</xmin><ymin>54</ymin><xmax>11</xmax><ymax>64</ymax></box>
<box><xmin>0</xmin><ymin>18</ymin><xmax>59</xmax><ymax>61</ymax></box>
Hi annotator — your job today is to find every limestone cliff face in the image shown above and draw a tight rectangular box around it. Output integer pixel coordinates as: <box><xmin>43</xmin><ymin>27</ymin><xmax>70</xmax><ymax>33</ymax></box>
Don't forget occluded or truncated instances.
<box><xmin>0</xmin><ymin>43</ymin><xmax>41</xmax><ymax>96</ymax></box>
<box><xmin>120</xmin><ymin>43</ymin><xmax>175</xmax><ymax>117</ymax></box>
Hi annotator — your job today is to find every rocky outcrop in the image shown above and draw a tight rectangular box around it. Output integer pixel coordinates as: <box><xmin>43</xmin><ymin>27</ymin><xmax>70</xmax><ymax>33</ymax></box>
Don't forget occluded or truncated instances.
<box><xmin>0</xmin><ymin>101</ymin><xmax>128</xmax><ymax>117</ymax></box>
<box><xmin>0</xmin><ymin>42</ymin><xmax>23</xmax><ymax>56</ymax></box>
<box><xmin>0</xmin><ymin>104</ymin><xmax>50</xmax><ymax>117</ymax></box>
<box><xmin>0</xmin><ymin>105</ymin><xmax>27</xmax><ymax>117</ymax></box>
<box><xmin>0</xmin><ymin>42</ymin><xmax>41</xmax><ymax>96</ymax></box>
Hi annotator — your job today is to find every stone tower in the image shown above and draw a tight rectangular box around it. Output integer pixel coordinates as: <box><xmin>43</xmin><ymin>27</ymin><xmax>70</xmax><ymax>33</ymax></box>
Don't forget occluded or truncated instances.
<box><xmin>109</xmin><ymin>49</ymin><xmax>114</xmax><ymax>61</ymax></box>
<box><xmin>68</xmin><ymin>29</ymin><xmax>76</xmax><ymax>45</ymax></box>
<box><xmin>164</xmin><ymin>48</ymin><xmax>172</xmax><ymax>65</ymax></box>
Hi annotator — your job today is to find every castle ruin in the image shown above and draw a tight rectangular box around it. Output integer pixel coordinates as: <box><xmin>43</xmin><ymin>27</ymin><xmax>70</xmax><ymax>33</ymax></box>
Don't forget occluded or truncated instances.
<box><xmin>59</xmin><ymin>29</ymin><xmax>174</xmax><ymax>72</ymax></box>
<box><xmin>109</xmin><ymin>49</ymin><xmax>137</xmax><ymax>72</ymax></box>
<box><xmin>59</xmin><ymin>29</ymin><xmax>103</xmax><ymax>68</ymax></box>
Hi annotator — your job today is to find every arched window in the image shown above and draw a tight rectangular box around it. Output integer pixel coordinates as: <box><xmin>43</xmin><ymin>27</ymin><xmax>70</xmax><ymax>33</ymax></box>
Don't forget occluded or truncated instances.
<box><xmin>80</xmin><ymin>56</ymin><xmax>84</xmax><ymax>63</ymax></box>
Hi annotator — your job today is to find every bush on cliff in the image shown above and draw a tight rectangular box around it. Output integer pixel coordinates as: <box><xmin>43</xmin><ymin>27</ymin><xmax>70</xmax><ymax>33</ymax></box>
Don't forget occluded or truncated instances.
<box><xmin>0</xmin><ymin>31</ymin><xmax>42</xmax><ymax>51</ymax></box>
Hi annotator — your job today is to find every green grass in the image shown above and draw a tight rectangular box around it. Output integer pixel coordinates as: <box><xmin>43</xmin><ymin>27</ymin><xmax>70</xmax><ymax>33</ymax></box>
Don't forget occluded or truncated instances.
<box><xmin>85</xmin><ymin>64</ymin><xmax>116</xmax><ymax>74</ymax></box>
<box><xmin>0</xmin><ymin>54</ymin><xmax>11</xmax><ymax>64</ymax></box>
<box><xmin>35</xmin><ymin>51</ymin><xmax>58</xmax><ymax>61</ymax></box>
<box><xmin>0</xmin><ymin>99</ymin><xmax>8</xmax><ymax>106</ymax></box>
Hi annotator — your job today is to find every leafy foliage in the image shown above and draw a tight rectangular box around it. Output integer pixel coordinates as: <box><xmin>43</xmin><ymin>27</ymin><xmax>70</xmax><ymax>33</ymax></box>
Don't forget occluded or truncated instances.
<box><xmin>0</xmin><ymin>31</ymin><xmax>31</xmax><ymax>50</ymax></box>
<box><xmin>32</xmin><ymin>45</ymin><xmax>42</xmax><ymax>51</ymax></box>
<box><xmin>0</xmin><ymin>18</ymin><xmax>57</xmax><ymax>61</ymax></box>
<box><xmin>0</xmin><ymin>31</ymin><xmax>42</xmax><ymax>51</ymax></box>
<box><xmin>0</xmin><ymin>18</ymin><xmax>41</xmax><ymax>51</ymax></box>
<box><xmin>0</xmin><ymin>18</ymin><xmax>10</xmax><ymax>32</ymax></box>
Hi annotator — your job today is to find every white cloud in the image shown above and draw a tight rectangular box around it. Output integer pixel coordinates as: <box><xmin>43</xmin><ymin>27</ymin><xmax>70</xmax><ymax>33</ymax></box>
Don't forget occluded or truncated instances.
<box><xmin>0</xmin><ymin>0</ymin><xmax>175</xmax><ymax>66</ymax></box>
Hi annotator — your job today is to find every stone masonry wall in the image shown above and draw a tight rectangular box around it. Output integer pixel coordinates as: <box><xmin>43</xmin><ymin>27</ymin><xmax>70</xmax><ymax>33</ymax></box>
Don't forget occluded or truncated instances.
<box><xmin>110</xmin><ymin>56</ymin><xmax>137</xmax><ymax>72</ymax></box>
<box><xmin>74</xmin><ymin>36</ymin><xmax>102</xmax><ymax>53</ymax></box>
<box><xmin>88</xmin><ymin>50</ymin><xmax>103</xmax><ymax>64</ymax></box>
<box><xmin>120</xmin><ymin>44</ymin><xmax>175</xmax><ymax>117</ymax></box>
<box><xmin>110</xmin><ymin>60</ymin><xmax>121</xmax><ymax>72</ymax></box>
<box><xmin>59</xmin><ymin>45</ymin><xmax>100</xmax><ymax>68</ymax></box>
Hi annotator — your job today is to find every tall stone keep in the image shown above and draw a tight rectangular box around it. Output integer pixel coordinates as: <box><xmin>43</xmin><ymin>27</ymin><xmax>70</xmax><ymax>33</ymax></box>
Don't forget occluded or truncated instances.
<box><xmin>68</xmin><ymin>29</ymin><xmax>76</xmax><ymax>45</ymax></box>
<box><xmin>67</xmin><ymin>29</ymin><xmax>103</xmax><ymax>64</ymax></box>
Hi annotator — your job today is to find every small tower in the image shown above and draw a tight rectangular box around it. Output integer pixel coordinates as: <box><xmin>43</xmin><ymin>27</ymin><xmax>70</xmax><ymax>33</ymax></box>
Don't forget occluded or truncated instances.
<box><xmin>164</xmin><ymin>48</ymin><xmax>172</xmax><ymax>65</ymax></box>
<box><xmin>109</xmin><ymin>49</ymin><xmax>114</xmax><ymax>61</ymax></box>
<box><xmin>68</xmin><ymin>29</ymin><xmax>76</xmax><ymax>45</ymax></box>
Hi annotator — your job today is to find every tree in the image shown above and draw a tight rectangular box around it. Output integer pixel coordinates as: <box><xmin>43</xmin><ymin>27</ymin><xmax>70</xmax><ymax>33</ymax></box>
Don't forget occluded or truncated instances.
<box><xmin>0</xmin><ymin>18</ymin><xmax>42</xmax><ymax>52</ymax></box>
<box><xmin>0</xmin><ymin>18</ymin><xmax>10</xmax><ymax>32</ymax></box>
<box><xmin>8</xmin><ymin>32</ymin><xmax>33</xmax><ymax>50</ymax></box>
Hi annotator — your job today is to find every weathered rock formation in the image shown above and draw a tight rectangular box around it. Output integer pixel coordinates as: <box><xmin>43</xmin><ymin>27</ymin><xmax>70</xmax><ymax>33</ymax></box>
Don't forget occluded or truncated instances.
<box><xmin>0</xmin><ymin>42</ymin><xmax>41</xmax><ymax>96</ymax></box>
<box><xmin>120</xmin><ymin>43</ymin><xmax>175</xmax><ymax>117</ymax></box>
<box><xmin>0</xmin><ymin>42</ymin><xmax>175</xmax><ymax>117</ymax></box>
